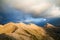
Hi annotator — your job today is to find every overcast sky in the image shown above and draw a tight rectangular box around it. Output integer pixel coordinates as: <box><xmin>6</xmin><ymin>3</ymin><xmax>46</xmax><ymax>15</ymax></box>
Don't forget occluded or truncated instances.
<box><xmin>1</xmin><ymin>0</ymin><xmax>60</xmax><ymax>18</ymax></box>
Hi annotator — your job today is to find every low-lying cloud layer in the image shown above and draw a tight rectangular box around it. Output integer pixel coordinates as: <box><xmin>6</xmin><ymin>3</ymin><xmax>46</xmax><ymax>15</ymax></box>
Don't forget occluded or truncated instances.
<box><xmin>3</xmin><ymin>0</ymin><xmax>51</xmax><ymax>13</ymax></box>
<box><xmin>2</xmin><ymin>0</ymin><xmax>60</xmax><ymax>18</ymax></box>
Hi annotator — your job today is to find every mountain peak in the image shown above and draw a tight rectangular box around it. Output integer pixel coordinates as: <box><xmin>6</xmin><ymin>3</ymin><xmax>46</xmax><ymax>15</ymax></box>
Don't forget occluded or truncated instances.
<box><xmin>44</xmin><ymin>23</ymin><xmax>55</xmax><ymax>28</ymax></box>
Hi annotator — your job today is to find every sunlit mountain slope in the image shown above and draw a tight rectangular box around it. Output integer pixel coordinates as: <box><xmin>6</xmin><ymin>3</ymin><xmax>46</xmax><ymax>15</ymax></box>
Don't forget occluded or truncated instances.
<box><xmin>0</xmin><ymin>22</ymin><xmax>60</xmax><ymax>40</ymax></box>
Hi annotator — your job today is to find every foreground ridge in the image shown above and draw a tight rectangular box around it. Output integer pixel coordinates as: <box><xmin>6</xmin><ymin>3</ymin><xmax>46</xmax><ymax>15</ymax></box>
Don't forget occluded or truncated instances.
<box><xmin>0</xmin><ymin>22</ymin><xmax>60</xmax><ymax>40</ymax></box>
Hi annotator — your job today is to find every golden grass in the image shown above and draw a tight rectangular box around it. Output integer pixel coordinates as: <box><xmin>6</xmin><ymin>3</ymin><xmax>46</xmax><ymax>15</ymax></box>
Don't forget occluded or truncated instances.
<box><xmin>0</xmin><ymin>22</ymin><xmax>54</xmax><ymax>40</ymax></box>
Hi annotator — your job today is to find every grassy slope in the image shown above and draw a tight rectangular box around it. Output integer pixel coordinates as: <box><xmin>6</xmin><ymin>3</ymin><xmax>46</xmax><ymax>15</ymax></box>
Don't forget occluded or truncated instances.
<box><xmin>0</xmin><ymin>22</ymin><xmax>60</xmax><ymax>40</ymax></box>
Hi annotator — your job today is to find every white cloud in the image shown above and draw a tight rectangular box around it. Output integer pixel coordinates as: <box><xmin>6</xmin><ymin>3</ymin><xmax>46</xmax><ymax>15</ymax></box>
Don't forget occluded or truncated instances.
<box><xmin>50</xmin><ymin>6</ymin><xmax>60</xmax><ymax>17</ymax></box>
<box><xmin>41</xmin><ymin>6</ymin><xmax>60</xmax><ymax>18</ymax></box>
<box><xmin>3</xmin><ymin>0</ymin><xmax>60</xmax><ymax>18</ymax></box>
<box><xmin>4</xmin><ymin>0</ymin><xmax>52</xmax><ymax>13</ymax></box>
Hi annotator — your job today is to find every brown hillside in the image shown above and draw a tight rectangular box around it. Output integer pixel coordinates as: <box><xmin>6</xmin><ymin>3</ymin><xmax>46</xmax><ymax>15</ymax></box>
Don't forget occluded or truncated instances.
<box><xmin>0</xmin><ymin>22</ymin><xmax>60</xmax><ymax>40</ymax></box>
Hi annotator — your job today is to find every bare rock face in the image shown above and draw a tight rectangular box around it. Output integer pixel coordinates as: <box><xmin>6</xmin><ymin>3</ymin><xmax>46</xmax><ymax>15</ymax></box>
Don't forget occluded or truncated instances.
<box><xmin>0</xmin><ymin>22</ymin><xmax>60</xmax><ymax>40</ymax></box>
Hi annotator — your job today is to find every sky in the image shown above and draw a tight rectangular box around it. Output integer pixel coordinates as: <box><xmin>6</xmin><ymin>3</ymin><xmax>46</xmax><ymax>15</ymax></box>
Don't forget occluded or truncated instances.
<box><xmin>0</xmin><ymin>0</ymin><xmax>60</xmax><ymax>26</ymax></box>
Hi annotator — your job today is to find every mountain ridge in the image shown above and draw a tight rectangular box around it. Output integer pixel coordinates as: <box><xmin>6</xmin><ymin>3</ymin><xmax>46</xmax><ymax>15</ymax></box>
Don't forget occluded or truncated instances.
<box><xmin>0</xmin><ymin>22</ymin><xmax>60</xmax><ymax>40</ymax></box>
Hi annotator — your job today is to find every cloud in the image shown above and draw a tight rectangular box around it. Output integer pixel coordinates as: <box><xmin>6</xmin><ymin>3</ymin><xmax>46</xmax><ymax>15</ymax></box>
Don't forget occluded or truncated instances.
<box><xmin>2</xmin><ymin>0</ymin><xmax>60</xmax><ymax>18</ymax></box>
<box><xmin>49</xmin><ymin>6</ymin><xmax>60</xmax><ymax>17</ymax></box>
<box><xmin>4</xmin><ymin>0</ymin><xmax>51</xmax><ymax>13</ymax></box>
<box><xmin>44</xmin><ymin>6</ymin><xmax>60</xmax><ymax>18</ymax></box>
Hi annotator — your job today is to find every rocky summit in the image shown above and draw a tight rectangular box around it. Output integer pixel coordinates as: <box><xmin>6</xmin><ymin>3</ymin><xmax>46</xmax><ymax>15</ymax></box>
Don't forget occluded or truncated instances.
<box><xmin>0</xmin><ymin>22</ymin><xmax>60</xmax><ymax>40</ymax></box>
